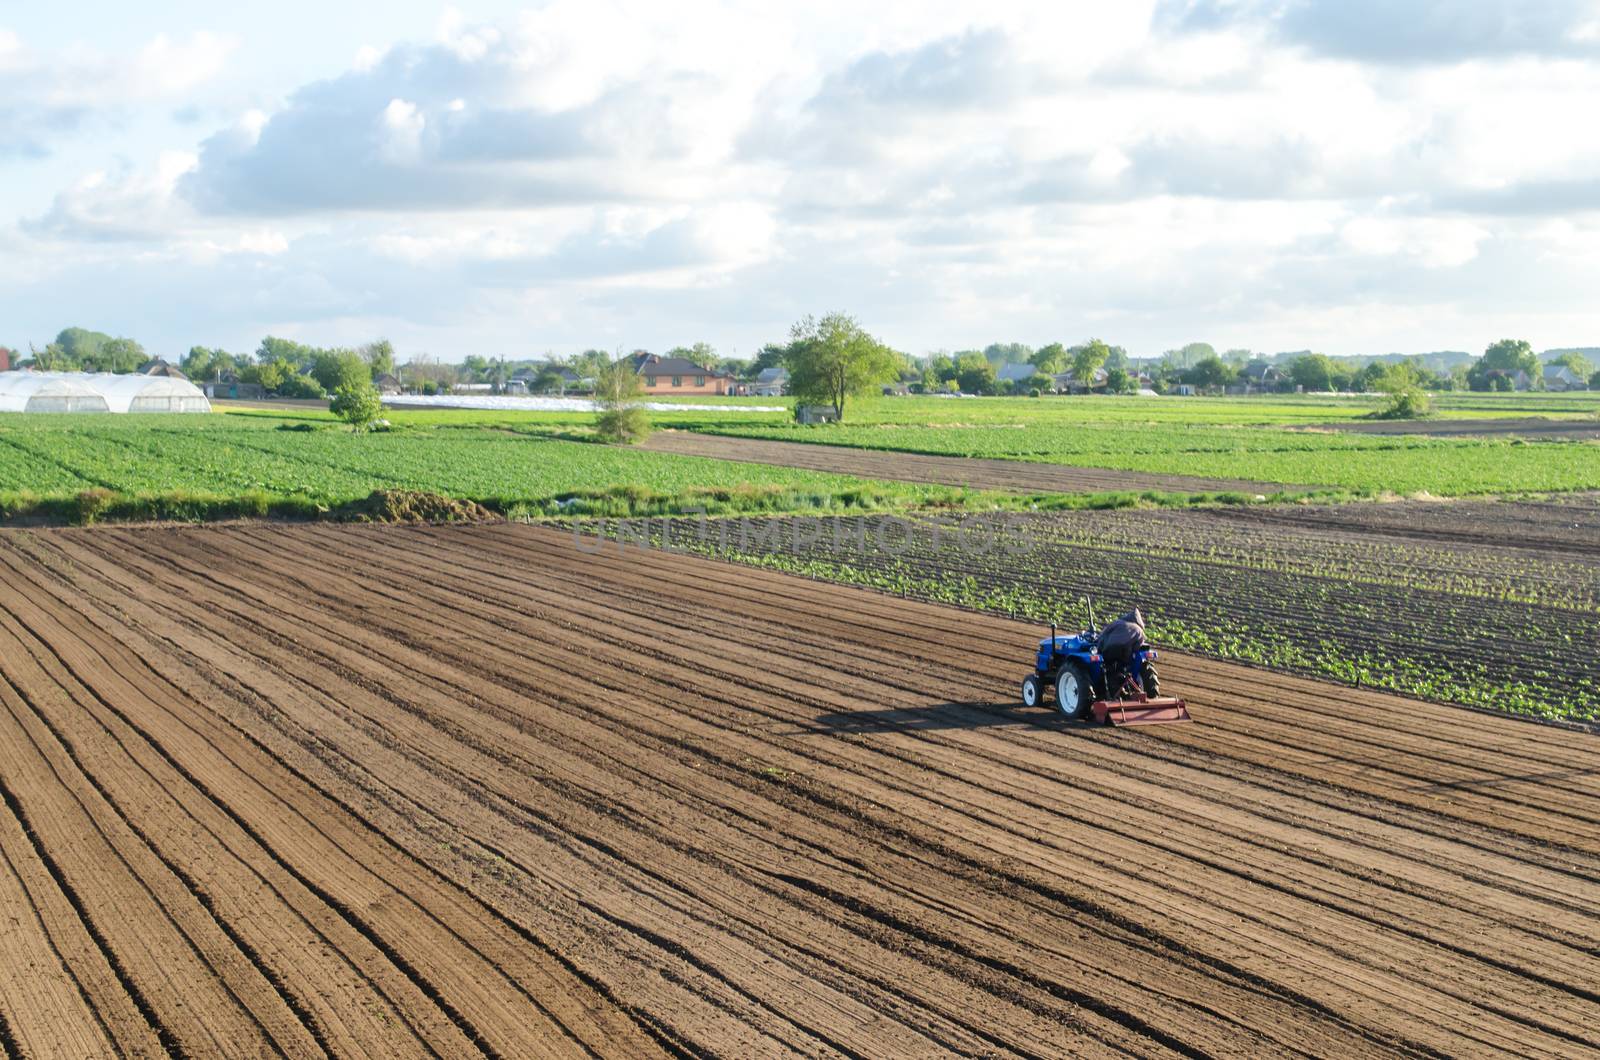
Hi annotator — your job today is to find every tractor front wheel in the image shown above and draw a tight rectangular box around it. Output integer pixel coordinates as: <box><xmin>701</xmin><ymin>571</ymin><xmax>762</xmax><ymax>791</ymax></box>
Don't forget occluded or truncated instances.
<box><xmin>1055</xmin><ymin>663</ymin><xmax>1092</xmax><ymax>720</ymax></box>
<box><xmin>1021</xmin><ymin>674</ymin><xmax>1042</xmax><ymax>708</ymax></box>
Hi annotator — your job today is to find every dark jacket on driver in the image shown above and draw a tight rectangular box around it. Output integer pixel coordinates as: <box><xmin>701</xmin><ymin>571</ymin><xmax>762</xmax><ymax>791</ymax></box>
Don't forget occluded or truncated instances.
<box><xmin>1100</xmin><ymin>609</ymin><xmax>1147</xmax><ymax>664</ymax></box>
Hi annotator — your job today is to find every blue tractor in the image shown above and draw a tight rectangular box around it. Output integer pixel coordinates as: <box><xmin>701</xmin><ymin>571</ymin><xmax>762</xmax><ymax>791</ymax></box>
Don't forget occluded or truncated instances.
<box><xmin>1019</xmin><ymin>617</ymin><xmax>1191</xmax><ymax>726</ymax></box>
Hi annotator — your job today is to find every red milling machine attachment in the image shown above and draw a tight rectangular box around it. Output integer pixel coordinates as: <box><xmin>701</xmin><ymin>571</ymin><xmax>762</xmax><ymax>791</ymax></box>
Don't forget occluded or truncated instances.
<box><xmin>1089</xmin><ymin>693</ymin><xmax>1192</xmax><ymax>727</ymax></box>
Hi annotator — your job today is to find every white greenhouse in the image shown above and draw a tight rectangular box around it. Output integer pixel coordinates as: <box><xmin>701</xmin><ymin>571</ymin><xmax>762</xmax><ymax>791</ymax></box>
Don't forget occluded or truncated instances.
<box><xmin>0</xmin><ymin>373</ymin><xmax>111</xmax><ymax>413</ymax></box>
<box><xmin>0</xmin><ymin>371</ymin><xmax>211</xmax><ymax>413</ymax></box>
<box><xmin>80</xmin><ymin>373</ymin><xmax>212</xmax><ymax>413</ymax></box>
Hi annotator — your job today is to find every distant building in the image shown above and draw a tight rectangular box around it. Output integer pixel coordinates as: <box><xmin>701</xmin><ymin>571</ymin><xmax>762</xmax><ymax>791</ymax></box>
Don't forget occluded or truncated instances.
<box><xmin>1240</xmin><ymin>362</ymin><xmax>1285</xmax><ymax>393</ymax></box>
<box><xmin>1543</xmin><ymin>364</ymin><xmax>1587</xmax><ymax>391</ymax></box>
<box><xmin>373</xmin><ymin>372</ymin><xmax>403</xmax><ymax>395</ymax></box>
<box><xmin>629</xmin><ymin>353</ymin><xmax>735</xmax><ymax>395</ymax></box>
<box><xmin>0</xmin><ymin>347</ymin><xmax>11</xmax><ymax>373</ymax></box>
<box><xmin>138</xmin><ymin>357</ymin><xmax>188</xmax><ymax>379</ymax></box>
<box><xmin>200</xmin><ymin>373</ymin><xmax>266</xmax><ymax>401</ymax></box>
<box><xmin>751</xmin><ymin>366</ymin><xmax>789</xmax><ymax>396</ymax></box>
<box><xmin>1051</xmin><ymin>367</ymin><xmax>1108</xmax><ymax>394</ymax></box>
<box><xmin>996</xmin><ymin>363</ymin><xmax>1039</xmax><ymax>388</ymax></box>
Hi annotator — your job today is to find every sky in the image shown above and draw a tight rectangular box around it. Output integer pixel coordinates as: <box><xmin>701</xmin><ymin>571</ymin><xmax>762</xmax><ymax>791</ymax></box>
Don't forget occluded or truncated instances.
<box><xmin>4</xmin><ymin>0</ymin><xmax>1600</xmax><ymax>362</ymax></box>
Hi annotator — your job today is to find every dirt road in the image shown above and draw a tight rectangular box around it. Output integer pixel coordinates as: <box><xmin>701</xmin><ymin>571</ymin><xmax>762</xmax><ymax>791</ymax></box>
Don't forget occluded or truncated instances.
<box><xmin>0</xmin><ymin>521</ymin><xmax>1595</xmax><ymax>1056</ymax></box>
<box><xmin>643</xmin><ymin>430</ymin><xmax>1300</xmax><ymax>495</ymax></box>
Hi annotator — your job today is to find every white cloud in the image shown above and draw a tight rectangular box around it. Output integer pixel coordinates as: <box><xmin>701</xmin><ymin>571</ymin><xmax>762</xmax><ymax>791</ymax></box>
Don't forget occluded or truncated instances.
<box><xmin>7</xmin><ymin>3</ymin><xmax>1600</xmax><ymax>357</ymax></box>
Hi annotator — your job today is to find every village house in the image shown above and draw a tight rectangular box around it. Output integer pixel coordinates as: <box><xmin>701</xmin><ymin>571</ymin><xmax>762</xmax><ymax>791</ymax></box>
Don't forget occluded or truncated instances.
<box><xmin>630</xmin><ymin>353</ymin><xmax>736</xmax><ymax>395</ymax></box>
<box><xmin>138</xmin><ymin>357</ymin><xmax>188</xmax><ymax>379</ymax></box>
<box><xmin>1543</xmin><ymin>364</ymin><xmax>1588</xmax><ymax>391</ymax></box>
<box><xmin>1240</xmin><ymin>362</ymin><xmax>1286</xmax><ymax>393</ymax></box>
<box><xmin>996</xmin><ymin>363</ymin><xmax>1040</xmax><ymax>390</ymax></box>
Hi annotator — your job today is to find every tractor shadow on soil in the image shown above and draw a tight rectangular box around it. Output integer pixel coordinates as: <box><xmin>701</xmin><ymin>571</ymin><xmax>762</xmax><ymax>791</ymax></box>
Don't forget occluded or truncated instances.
<box><xmin>805</xmin><ymin>701</ymin><xmax>1077</xmax><ymax>735</ymax></box>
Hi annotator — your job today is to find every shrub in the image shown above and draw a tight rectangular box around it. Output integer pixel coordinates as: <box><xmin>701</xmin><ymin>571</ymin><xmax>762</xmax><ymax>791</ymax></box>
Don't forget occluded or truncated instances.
<box><xmin>275</xmin><ymin>373</ymin><xmax>326</xmax><ymax>399</ymax></box>
<box><xmin>330</xmin><ymin>381</ymin><xmax>383</xmax><ymax>430</ymax></box>
<box><xmin>1369</xmin><ymin>388</ymin><xmax>1432</xmax><ymax>420</ymax></box>
<box><xmin>595</xmin><ymin>406</ymin><xmax>651</xmax><ymax>444</ymax></box>
<box><xmin>593</xmin><ymin>358</ymin><xmax>652</xmax><ymax>444</ymax></box>
<box><xmin>1028</xmin><ymin>387</ymin><xmax>1041</xmax><ymax>398</ymax></box>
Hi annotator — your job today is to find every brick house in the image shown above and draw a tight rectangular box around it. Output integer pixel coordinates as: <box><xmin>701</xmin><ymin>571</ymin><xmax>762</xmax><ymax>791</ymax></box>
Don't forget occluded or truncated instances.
<box><xmin>630</xmin><ymin>353</ymin><xmax>735</xmax><ymax>395</ymax></box>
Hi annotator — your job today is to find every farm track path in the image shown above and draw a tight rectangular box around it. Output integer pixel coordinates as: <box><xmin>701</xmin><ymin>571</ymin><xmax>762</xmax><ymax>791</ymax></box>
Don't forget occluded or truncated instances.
<box><xmin>642</xmin><ymin>430</ymin><xmax>1307</xmax><ymax>494</ymax></box>
<box><xmin>0</xmin><ymin>520</ymin><xmax>1595</xmax><ymax>1057</ymax></box>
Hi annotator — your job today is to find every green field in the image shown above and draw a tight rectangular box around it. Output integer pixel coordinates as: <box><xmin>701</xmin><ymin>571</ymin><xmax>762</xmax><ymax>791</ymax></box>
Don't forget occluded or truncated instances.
<box><xmin>2</xmin><ymin>389</ymin><xmax>1596</xmax><ymax>525</ymax></box>
<box><xmin>702</xmin><ymin>420</ymin><xmax>1600</xmax><ymax>495</ymax></box>
<box><xmin>0</xmin><ymin>413</ymin><xmax>977</xmax><ymax>522</ymax></box>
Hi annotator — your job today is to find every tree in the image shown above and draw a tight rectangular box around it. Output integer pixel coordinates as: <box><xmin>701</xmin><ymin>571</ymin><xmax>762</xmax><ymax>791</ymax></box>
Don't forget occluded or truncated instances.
<box><xmin>1106</xmin><ymin>366</ymin><xmax>1132</xmax><ymax>394</ymax></box>
<box><xmin>1550</xmin><ymin>351</ymin><xmax>1594</xmax><ymax>378</ymax></box>
<box><xmin>1103</xmin><ymin>345</ymin><xmax>1131</xmax><ymax>374</ymax></box>
<box><xmin>1184</xmin><ymin>355</ymin><xmax>1237</xmax><ymax>391</ymax></box>
<box><xmin>256</xmin><ymin>336</ymin><xmax>315</xmax><ymax>369</ymax></box>
<box><xmin>1070</xmin><ymin>339</ymin><xmax>1111</xmax><ymax>389</ymax></box>
<box><xmin>684</xmin><ymin>342</ymin><xmax>719</xmax><ymax>370</ymax></box>
<box><xmin>925</xmin><ymin>353</ymin><xmax>957</xmax><ymax>386</ymax></box>
<box><xmin>1467</xmin><ymin>338</ymin><xmax>1537</xmax><ymax>391</ymax></box>
<box><xmin>311</xmin><ymin>349</ymin><xmax>369</xmax><ymax>393</ymax></box>
<box><xmin>1289</xmin><ymin>354</ymin><xmax>1339</xmax><ymax>392</ymax></box>
<box><xmin>277</xmin><ymin>373</ymin><xmax>326</xmax><ymax>399</ymax></box>
<box><xmin>783</xmin><ymin>313</ymin><xmax>899</xmax><ymax>419</ymax></box>
<box><xmin>1591</xmin><ymin>369</ymin><xmax>1600</xmax><ymax>391</ymax></box>
<box><xmin>983</xmin><ymin>341</ymin><xmax>1033</xmax><ymax>365</ymax></box>
<box><xmin>1030</xmin><ymin>343</ymin><xmax>1066</xmax><ymax>373</ymax></box>
<box><xmin>952</xmin><ymin>351</ymin><xmax>996</xmax><ymax>394</ymax></box>
<box><xmin>56</xmin><ymin>327</ymin><xmax>113</xmax><ymax>363</ymax></box>
<box><xmin>182</xmin><ymin>346</ymin><xmax>239</xmax><ymax>380</ymax></box>
<box><xmin>572</xmin><ymin>349</ymin><xmax>611</xmax><ymax>383</ymax></box>
<box><xmin>330</xmin><ymin>380</ymin><xmax>383</xmax><ymax>430</ymax></box>
<box><xmin>751</xmin><ymin>343</ymin><xmax>787</xmax><ymax>374</ymax></box>
<box><xmin>86</xmin><ymin>337</ymin><xmax>145</xmax><ymax>373</ymax></box>
<box><xmin>361</xmin><ymin>339</ymin><xmax>396</xmax><ymax>379</ymax></box>
<box><xmin>532</xmin><ymin>366</ymin><xmax>566</xmax><ymax>393</ymax></box>
<box><xmin>1369</xmin><ymin>363</ymin><xmax>1431</xmax><ymax>419</ymax></box>
<box><xmin>32</xmin><ymin>342</ymin><xmax>70</xmax><ymax>371</ymax></box>
<box><xmin>593</xmin><ymin>357</ymin><xmax>651</xmax><ymax>443</ymax></box>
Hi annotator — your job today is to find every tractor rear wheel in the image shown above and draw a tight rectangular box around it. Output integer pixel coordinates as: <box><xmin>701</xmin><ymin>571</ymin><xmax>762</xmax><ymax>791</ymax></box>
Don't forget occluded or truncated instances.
<box><xmin>1143</xmin><ymin>664</ymin><xmax>1161</xmax><ymax>699</ymax></box>
<box><xmin>1055</xmin><ymin>663</ymin><xmax>1092</xmax><ymax>720</ymax></box>
<box><xmin>1021</xmin><ymin>674</ymin><xmax>1042</xmax><ymax>708</ymax></box>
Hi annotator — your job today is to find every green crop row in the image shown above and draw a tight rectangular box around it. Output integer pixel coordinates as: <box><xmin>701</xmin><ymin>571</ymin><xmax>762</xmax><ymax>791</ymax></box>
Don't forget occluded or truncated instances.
<box><xmin>700</xmin><ymin>420</ymin><xmax>1600</xmax><ymax>495</ymax></box>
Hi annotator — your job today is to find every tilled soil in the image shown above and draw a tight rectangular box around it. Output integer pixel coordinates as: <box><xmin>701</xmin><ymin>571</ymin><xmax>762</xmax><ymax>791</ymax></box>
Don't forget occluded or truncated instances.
<box><xmin>642</xmin><ymin>430</ymin><xmax>1301</xmax><ymax>494</ymax></box>
<box><xmin>631</xmin><ymin>494</ymin><xmax>1600</xmax><ymax>721</ymax></box>
<box><xmin>0</xmin><ymin>521</ymin><xmax>1596</xmax><ymax>1057</ymax></box>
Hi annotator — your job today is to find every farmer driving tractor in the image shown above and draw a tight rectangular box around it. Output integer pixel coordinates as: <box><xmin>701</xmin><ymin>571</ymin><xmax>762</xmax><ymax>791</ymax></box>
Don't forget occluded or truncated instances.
<box><xmin>1098</xmin><ymin>608</ymin><xmax>1147</xmax><ymax>693</ymax></box>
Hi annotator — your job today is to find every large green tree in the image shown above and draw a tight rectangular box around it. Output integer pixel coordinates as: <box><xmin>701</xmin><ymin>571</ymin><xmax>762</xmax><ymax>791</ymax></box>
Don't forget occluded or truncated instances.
<box><xmin>256</xmin><ymin>336</ymin><xmax>316</xmax><ymax>368</ymax></box>
<box><xmin>362</xmin><ymin>339</ymin><xmax>396</xmax><ymax>379</ymax></box>
<box><xmin>783</xmin><ymin>313</ymin><xmax>899</xmax><ymax>420</ymax></box>
<box><xmin>1184</xmin><ymin>355</ymin><xmax>1237</xmax><ymax>390</ymax></box>
<box><xmin>1467</xmin><ymin>338</ymin><xmax>1538</xmax><ymax>391</ymax></box>
<box><xmin>182</xmin><ymin>346</ymin><xmax>239</xmax><ymax>380</ymax></box>
<box><xmin>954</xmin><ymin>351</ymin><xmax>996</xmax><ymax>394</ymax></box>
<box><xmin>55</xmin><ymin>327</ymin><xmax>113</xmax><ymax>362</ymax></box>
<box><xmin>1289</xmin><ymin>353</ymin><xmax>1339</xmax><ymax>392</ymax></box>
<box><xmin>1070</xmin><ymin>339</ymin><xmax>1112</xmax><ymax>388</ymax></box>
<box><xmin>983</xmin><ymin>341</ymin><xmax>1033</xmax><ymax>365</ymax></box>
<box><xmin>311</xmin><ymin>349</ymin><xmax>369</xmax><ymax>393</ymax></box>
<box><xmin>1030</xmin><ymin>342</ymin><xmax>1066</xmax><ymax>373</ymax></box>
<box><xmin>1549</xmin><ymin>351</ymin><xmax>1594</xmax><ymax>378</ymax></box>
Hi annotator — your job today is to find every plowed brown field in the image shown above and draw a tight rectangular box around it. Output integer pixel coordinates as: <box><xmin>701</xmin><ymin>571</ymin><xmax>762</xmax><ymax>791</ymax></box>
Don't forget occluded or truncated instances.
<box><xmin>642</xmin><ymin>430</ymin><xmax>1297</xmax><ymax>494</ymax></box>
<box><xmin>0</xmin><ymin>521</ymin><xmax>1596</xmax><ymax>1058</ymax></box>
